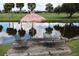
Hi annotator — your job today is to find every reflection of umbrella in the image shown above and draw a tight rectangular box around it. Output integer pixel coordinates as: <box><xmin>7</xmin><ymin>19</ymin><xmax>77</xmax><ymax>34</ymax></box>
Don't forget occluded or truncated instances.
<box><xmin>21</xmin><ymin>13</ymin><xmax>46</xmax><ymax>22</ymax></box>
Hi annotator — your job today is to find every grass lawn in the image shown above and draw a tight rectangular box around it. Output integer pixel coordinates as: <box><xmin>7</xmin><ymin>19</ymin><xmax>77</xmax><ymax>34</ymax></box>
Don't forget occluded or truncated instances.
<box><xmin>67</xmin><ymin>39</ymin><xmax>79</xmax><ymax>56</ymax></box>
<box><xmin>38</xmin><ymin>13</ymin><xmax>79</xmax><ymax>22</ymax></box>
<box><xmin>0</xmin><ymin>13</ymin><xmax>79</xmax><ymax>22</ymax></box>
<box><xmin>0</xmin><ymin>44</ymin><xmax>11</xmax><ymax>56</ymax></box>
<box><xmin>0</xmin><ymin>13</ymin><xmax>26</xmax><ymax>22</ymax></box>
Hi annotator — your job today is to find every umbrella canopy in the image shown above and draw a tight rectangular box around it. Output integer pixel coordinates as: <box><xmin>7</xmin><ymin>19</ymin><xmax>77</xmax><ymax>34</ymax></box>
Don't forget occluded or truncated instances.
<box><xmin>21</xmin><ymin>13</ymin><xmax>46</xmax><ymax>22</ymax></box>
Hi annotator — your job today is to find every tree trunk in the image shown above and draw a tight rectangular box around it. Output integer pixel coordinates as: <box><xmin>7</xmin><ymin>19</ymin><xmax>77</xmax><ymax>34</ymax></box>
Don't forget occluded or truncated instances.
<box><xmin>68</xmin><ymin>13</ymin><xmax>73</xmax><ymax>18</ymax></box>
<box><xmin>20</xmin><ymin>8</ymin><xmax>21</xmax><ymax>12</ymax></box>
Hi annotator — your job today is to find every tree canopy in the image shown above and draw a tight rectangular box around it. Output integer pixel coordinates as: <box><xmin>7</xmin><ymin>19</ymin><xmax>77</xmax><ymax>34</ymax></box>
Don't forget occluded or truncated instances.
<box><xmin>4</xmin><ymin>3</ymin><xmax>15</xmax><ymax>13</ymax></box>
<box><xmin>61</xmin><ymin>3</ymin><xmax>76</xmax><ymax>18</ymax></box>
<box><xmin>45</xmin><ymin>3</ymin><xmax>53</xmax><ymax>13</ymax></box>
<box><xmin>54</xmin><ymin>3</ymin><xmax>79</xmax><ymax>18</ymax></box>
<box><xmin>54</xmin><ymin>5</ymin><xmax>61</xmax><ymax>14</ymax></box>
<box><xmin>27</xmin><ymin>3</ymin><xmax>36</xmax><ymax>11</ymax></box>
<box><xmin>16</xmin><ymin>3</ymin><xmax>24</xmax><ymax>11</ymax></box>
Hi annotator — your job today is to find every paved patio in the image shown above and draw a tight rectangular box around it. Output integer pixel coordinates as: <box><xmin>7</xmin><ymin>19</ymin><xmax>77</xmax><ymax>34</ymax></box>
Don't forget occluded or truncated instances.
<box><xmin>5</xmin><ymin>43</ymin><xmax>71</xmax><ymax>56</ymax></box>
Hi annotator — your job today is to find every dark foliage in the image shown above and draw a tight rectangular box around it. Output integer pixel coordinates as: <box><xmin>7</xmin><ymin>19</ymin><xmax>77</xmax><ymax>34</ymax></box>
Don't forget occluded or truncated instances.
<box><xmin>6</xmin><ymin>28</ymin><xmax>17</xmax><ymax>35</ymax></box>
<box><xmin>16</xmin><ymin>3</ymin><xmax>24</xmax><ymax>11</ymax></box>
<box><xmin>29</xmin><ymin>27</ymin><xmax>37</xmax><ymax>37</ymax></box>
<box><xmin>45</xmin><ymin>27</ymin><xmax>53</xmax><ymax>34</ymax></box>
<box><xmin>18</xmin><ymin>28</ymin><xmax>26</xmax><ymax>37</ymax></box>
<box><xmin>12</xmin><ymin>29</ymin><xmax>17</xmax><ymax>35</ymax></box>
<box><xmin>54</xmin><ymin>5</ymin><xmax>61</xmax><ymax>14</ymax></box>
<box><xmin>54</xmin><ymin>23</ymin><xmax>79</xmax><ymax>39</ymax></box>
<box><xmin>0</xmin><ymin>25</ymin><xmax>3</xmax><ymax>32</ymax></box>
<box><xmin>54</xmin><ymin>25</ymin><xmax>64</xmax><ymax>35</ymax></box>
<box><xmin>4</xmin><ymin>3</ymin><xmax>15</xmax><ymax>13</ymax></box>
<box><xmin>45</xmin><ymin>3</ymin><xmax>53</xmax><ymax>13</ymax></box>
<box><xmin>27</xmin><ymin>3</ymin><xmax>36</xmax><ymax>11</ymax></box>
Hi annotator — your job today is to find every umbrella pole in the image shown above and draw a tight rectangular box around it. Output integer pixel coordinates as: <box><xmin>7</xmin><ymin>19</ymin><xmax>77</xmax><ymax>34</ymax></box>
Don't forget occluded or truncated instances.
<box><xmin>8</xmin><ymin>11</ymin><xmax>10</xmax><ymax>28</ymax></box>
<box><xmin>31</xmin><ymin>22</ymin><xmax>34</xmax><ymax>38</ymax></box>
<box><xmin>9</xmin><ymin>22</ymin><xmax>10</xmax><ymax>28</ymax></box>
<box><xmin>32</xmin><ymin>22</ymin><xmax>33</xmax><ymax>38</ymax></box>
<box><xmin>21</xmin><ymin>22</ymin><xmax>22</xmax><ymax>29</ymax></box>
<box><xmin>12</xmin><ymin>22</ymin><xmax>14</xmax><ymax>28</ymax></box>
<box><xmin>8</xmin><ymin>11</ymin><xmax>15</xmax><ymax>29</ymax></box>
<box><xmin>32</xmin><ymin>22</ymin><xmax>33</xmax><ymax>27</ymax></box>
<box><xmin>48</xmin><ymin>22</ymin><xmax>50</xmax><ymax>27</ymax></box>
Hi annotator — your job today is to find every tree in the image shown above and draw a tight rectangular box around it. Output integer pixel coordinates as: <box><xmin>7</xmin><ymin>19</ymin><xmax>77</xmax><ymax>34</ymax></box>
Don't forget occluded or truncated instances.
<box><xmin>61</xmin><ymin>3</ymin><xmax>77</xmax><ymax>18</ymax></box>
<box><xmin>4</xmin><ymin>3</ymin><xmax>15</xmax><ymax>13</ymax></box>
<box><xmin>74</xmin><ymin>3</ymin><xmax>79</xmax><ymax>12</ymax></box>
<box><xmin>54</xmin><ymin>5</ymin><xmax>61</xmax><ymax>14</ymax></box>
<box><xmin>16</xmin><ymin>3</ymin><xmax>24</xmax><ymax>11</ymax></box>
<box><xmin>27</xmin><ymin>3</ymin><xmax>36</xmax><ymax>11</ymax></box>
<box><xmin>45</xmin><ymin>3</ymin><xmax>53</xmax><ymax>13</ymax></box>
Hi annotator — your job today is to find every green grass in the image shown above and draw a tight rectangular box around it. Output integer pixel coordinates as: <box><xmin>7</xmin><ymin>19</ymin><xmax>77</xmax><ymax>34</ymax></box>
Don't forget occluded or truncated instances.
<box><xmin>0</xmin><ymin>44</ymin><xmax>11</xmax><ymax>56</ymax></box>
<box><xmin>67</xmin><ymin>39</ymin><xmax>79</xmax><ymax>56</ymax></box>
<box><xmin>0</xmin><ymin>13</ymin><xmax>79</xmax><ymax>22</ymax></box>
<box><xmin>0</xmin><ymin>13</ymin><xmax>26</xmax><ymax>22</ymax></box>
<box><xmin>39</xmin><ymin>13</ymin><xmax>79</xmax><ymax>22</ymax></box>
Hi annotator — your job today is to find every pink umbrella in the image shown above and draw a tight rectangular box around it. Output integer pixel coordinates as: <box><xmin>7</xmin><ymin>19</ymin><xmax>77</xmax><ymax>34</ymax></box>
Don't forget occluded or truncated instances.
<box><xmin>20</xmin><ymin>12</ymin><xmax>46</xmax><ymax>37</ymax></box>
<box><xmin>21</xmin><ymin>13</ymin><xmax>46</xmax><ymax>22</ymax></box>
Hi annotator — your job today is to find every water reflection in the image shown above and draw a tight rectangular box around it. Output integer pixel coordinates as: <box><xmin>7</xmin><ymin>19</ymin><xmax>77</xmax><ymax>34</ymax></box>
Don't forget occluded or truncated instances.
<box><xmin>0</xmin><ymin>22</ymin><xmax>79</xmax><ymax>44</ymax></box>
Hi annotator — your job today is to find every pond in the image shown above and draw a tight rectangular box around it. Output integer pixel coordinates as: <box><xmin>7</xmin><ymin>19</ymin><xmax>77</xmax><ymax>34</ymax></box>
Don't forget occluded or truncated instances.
<box><xmin>0</xmin><ymin>22</ymin><xmax>79</xmax><ymax>44</ymax></box>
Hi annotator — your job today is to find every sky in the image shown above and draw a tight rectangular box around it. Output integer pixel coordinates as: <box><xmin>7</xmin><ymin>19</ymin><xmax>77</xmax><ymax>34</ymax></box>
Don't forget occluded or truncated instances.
<box><xmin>0</xmin><ymin>3</ymin><xmax>63</xmax><ymax>11</ymax></box>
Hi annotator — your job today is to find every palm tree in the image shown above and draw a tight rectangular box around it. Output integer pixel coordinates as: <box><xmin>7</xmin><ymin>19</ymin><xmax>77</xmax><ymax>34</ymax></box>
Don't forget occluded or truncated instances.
<box><xmin>27</xmin><ymin>3</ymin><xmax>36</xmax><ymax>11</ymax></box>
<box><xmin>16</xmin><ymin>3</ymin><xmax>24</xmax><ymax>12</ymax></box>
<box><xmin>4</xmin><ymin>3</ymin><xmax>15</xmax><ymax>13</ymax></box>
